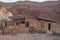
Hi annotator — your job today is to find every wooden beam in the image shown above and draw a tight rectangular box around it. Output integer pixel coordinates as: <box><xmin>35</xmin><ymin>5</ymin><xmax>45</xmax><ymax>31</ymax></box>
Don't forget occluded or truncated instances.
<box><xmin>36</xmin><ymin>18</ymin><xmax>56</xmax><ymax>23</ymax></box>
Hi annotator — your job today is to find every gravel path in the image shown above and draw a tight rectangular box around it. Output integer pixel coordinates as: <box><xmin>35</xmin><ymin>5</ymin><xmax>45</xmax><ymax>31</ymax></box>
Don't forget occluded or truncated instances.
<box><xmin>0</xmin><ymin>33</ymin><xmax>60</xmax><ymax>40</ymax></box>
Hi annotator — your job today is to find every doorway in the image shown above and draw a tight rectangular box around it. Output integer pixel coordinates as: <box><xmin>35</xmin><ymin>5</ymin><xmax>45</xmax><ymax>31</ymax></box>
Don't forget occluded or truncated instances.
<box><xmin>48</xmin><ymin>23</ymin><xmax>51</xmax><ymax>31</ymax></box>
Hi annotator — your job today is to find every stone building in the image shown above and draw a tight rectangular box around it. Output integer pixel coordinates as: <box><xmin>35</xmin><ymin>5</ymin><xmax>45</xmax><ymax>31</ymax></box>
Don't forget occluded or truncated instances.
<box><xmin>0</xmin><ymin>5</ymin><xmax>58</xmax><ymax>34</ymax></box>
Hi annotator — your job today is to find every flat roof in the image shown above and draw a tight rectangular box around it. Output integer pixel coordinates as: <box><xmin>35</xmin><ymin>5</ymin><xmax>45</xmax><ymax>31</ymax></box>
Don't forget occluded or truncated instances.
<box><xmin>36</xmin><ymin>17</ymin><xmax>56</xmax><ymax>23</ymax></box>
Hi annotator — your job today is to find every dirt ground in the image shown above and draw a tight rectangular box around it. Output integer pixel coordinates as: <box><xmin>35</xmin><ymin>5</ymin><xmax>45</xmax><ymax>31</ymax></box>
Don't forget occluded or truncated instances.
<box><xmin>0</xmin><ymin>33</ymin><xmax>60</xmax><ymax>40</ymax></box>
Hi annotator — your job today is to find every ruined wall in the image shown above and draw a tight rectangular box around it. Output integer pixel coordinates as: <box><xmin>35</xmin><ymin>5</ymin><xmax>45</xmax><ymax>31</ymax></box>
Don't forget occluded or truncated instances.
<box><xmin>26</xmin><ymin>18</ymin><xmax>41</xmax><ymax>31</ymax></box>
<box><xmin>44</xmin><ymin>22</ymin><xmax>48</xmax><ymax>30</ymax></box>
<box><xmin>17</xmin><ymin>24</ymin><xmax>29</xmax><ymax>33</ymax></box>
<box><xmin>51</xmin><ymin>23</ymin><xmax>57</xmax><ymax>31</ymax></box>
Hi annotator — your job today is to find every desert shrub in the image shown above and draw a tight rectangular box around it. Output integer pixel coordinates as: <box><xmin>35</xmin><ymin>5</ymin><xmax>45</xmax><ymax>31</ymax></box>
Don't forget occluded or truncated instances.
<box><xmin>38</xmin><ymin>28</ymin><xmax>47</xmax><ymax>34</ymax></box>
<box><xmin>53</xmin><ymin>31</ymin><xmax>60</xmax><ymax>37</ymax></box>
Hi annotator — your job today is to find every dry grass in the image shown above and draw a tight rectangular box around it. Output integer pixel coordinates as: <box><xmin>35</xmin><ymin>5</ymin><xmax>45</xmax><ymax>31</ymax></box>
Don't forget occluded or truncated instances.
<box><xmin>0</xmin><ymin>33</ymin><xmax>60</xmax><ymax>40</ymax></box>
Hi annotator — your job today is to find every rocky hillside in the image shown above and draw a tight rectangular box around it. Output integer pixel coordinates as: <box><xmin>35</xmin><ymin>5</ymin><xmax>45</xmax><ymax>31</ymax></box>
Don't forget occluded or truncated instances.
<box><xmin>0</xmin><ymin>1</ymin><xmax>60</xmax><ymax>23</ymax></box>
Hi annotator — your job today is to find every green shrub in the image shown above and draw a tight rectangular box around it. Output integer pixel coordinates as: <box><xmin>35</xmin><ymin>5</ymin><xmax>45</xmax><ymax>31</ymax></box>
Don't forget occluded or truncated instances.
<box><xmin>38</xmin><ymin>29</ymin><xmax>47</xmax><ymax>34</ymax></box>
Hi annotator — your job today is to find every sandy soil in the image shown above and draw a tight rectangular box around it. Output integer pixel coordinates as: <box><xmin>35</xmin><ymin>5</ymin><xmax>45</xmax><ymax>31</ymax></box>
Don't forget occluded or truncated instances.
<box><xmin>0</xmin><ymin>33</ymin><xmax>60</xmax><ymax>40</ymax></box>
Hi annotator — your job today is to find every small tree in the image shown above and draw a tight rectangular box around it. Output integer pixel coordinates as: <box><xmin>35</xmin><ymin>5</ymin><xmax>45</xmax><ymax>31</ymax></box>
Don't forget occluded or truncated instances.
<box><xmin>0</xmin><ymin>12</ymin><xmax>9</xmax><ymax>27</ymax></box>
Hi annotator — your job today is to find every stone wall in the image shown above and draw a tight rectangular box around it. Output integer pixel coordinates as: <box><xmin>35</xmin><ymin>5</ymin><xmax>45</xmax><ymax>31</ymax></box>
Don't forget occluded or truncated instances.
<box><xmin>25</xmin><ymin>18</ymin><xmax>58</xmax><ymax>32</ymax></box>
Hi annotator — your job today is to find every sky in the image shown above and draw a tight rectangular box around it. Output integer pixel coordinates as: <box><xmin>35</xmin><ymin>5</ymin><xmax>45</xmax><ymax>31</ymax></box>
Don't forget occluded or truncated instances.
<box><xmin>0</xmin><ymin>0</ymin><xmax>47</xmax><ymax>2</ymax></box>
<box><xmin>0</xmin><ymin>0</ymin><xmax>58</xmax><ymax>2</ymax></box>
